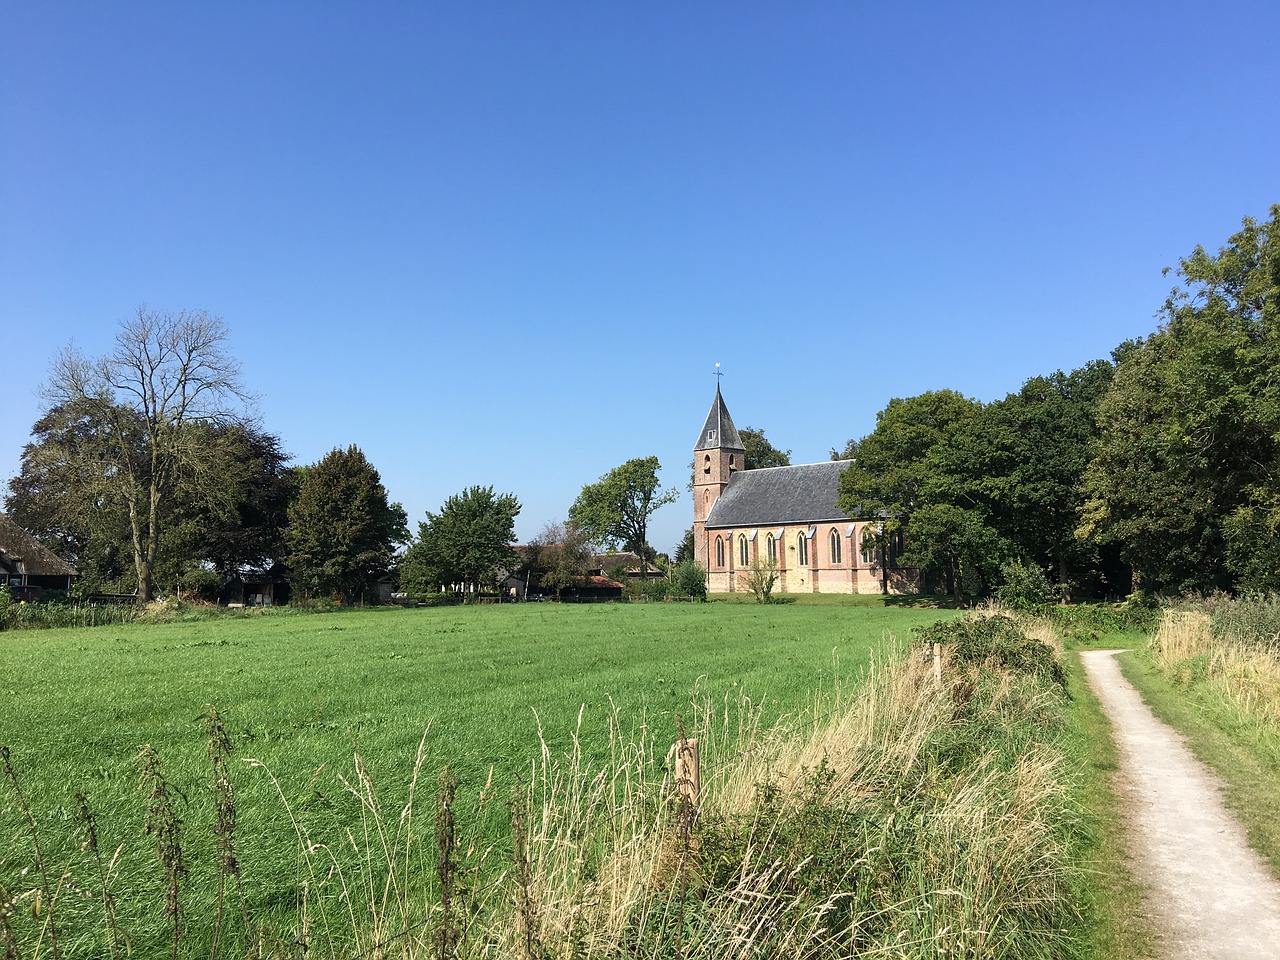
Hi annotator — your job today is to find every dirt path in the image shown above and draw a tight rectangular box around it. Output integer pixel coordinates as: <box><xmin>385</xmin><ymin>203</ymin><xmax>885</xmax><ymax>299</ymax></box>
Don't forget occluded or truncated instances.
<box><xmin>1080</xmin><ymin>649</ymin><xmax>1280</xmax><ymax>959</ymax></box>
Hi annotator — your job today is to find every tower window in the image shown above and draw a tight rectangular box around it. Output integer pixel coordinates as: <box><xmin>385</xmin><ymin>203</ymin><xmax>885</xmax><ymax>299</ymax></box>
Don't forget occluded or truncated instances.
<box><xmin>739</xmin><ymin>534</ymin><xmax>748</xmax><ymax>566</ymax></box>
<box><xmin>704</xmin><ymin>454</ymin><xmax>711</xmax><ymax>475</ymax></box>
<box><xmin>830</xmin><ymin>529</ymin><xmax>842</xmax><ymax>565</ymax></box>
<box><xmin>797</xmin><ymin>533</ymin><xmax>808</xmax><ymax>566</ymax></box>
<box><xmin>729</xmin><ymin>454</ymin><xmax>736</xmax><ymax>473</ymax></box>
<box><xmin>715</xmin><ymin>536</ymin><xmax>725</xmax><ymax>568</ymax></box>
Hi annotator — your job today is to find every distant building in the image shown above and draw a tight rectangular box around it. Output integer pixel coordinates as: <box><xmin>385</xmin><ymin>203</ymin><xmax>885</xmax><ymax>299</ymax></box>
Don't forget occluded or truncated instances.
<box><xmin>692</xmin><ymin>387</ymin><xmax>919</xmax><ymax>595</ymax></box>
<box><xmin>0</xmin><ymin>513</ymin><xmax>78</xmax><ymax>593</ymax></box>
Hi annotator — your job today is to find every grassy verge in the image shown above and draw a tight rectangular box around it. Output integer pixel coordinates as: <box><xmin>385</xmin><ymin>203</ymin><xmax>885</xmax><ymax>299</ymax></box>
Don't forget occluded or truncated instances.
<box><xmin>1059</xmin><ymin>630</ymin><xmax>1158</xmax><ymax>959</ymax></box>
<box><xmin>1118</xmin><ymin>611</ymin><xmax>1280</xmax><ymax>876</ymax></box>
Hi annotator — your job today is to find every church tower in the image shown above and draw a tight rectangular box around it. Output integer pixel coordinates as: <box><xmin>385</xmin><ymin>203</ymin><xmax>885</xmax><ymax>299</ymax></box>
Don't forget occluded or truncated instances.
<box><xmin>692</xmin><ymin>384</ymin><xmax>745</xmax><ymax>569</ymax></box>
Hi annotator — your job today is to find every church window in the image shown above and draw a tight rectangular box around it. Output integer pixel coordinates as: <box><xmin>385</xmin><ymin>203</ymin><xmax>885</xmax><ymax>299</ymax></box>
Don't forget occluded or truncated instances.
<box><xmin>738</xmin><ymin>534</ymin><xmax>748</xmax><ymax>566</ymax></box>
<box><xmin>729</xmin><ymin>454</ymin><xmax>737</xmax><ymax>473</ymax></box>
<box><xmin>766</xmin><ymin>533</ymin><xmax>777</xmax><ymax>563</ymax></box>
<box><xmin>797</xmin><ymin>533</ymin><xmax>808</xmax><ymax>566</ymax></box>
<box><xmin>861</xmin><ymin>528</ymin><xmax>878</xmax><ymax>565</ymax></box>
<box><xmin>715</xmin><ymin>536</ymin><xmax>725</xmax><ymax>568</ymax></box>
<box><xmin>703</xmin><ymin>454</ymin><xmax>711</xmax><ymax>475</ymax></box>
<box><xmin>830</xmin><ymin>529</ymin><xmax>842</xmax><ymax>564</ymax></box>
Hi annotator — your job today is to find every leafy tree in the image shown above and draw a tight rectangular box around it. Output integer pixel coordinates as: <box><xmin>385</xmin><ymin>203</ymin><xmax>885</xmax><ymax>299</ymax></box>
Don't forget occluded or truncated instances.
<box><xmin>739</xmin><ymin>427</ymin><xmax>791</xmax><ymax>470</ymax></box>
<box><xmin>837</xmin><ymin>390</ymin><xmax>982</xmax><ymax>523</ymax></box>
<box><xmin>900</xmin><ymin>503</ymin><xmax>1007</xmax><ymax>603</ymax></box>
<box><xmin>672</xmin><ymin>559</ymin><xmax>708</xmax><ymax>601</ymax></box>
<box><xmin>1080</xmin><ymin>206</ymin><xmax>1280</xmax><ymax>593</ymax></box>
<box><xmin>285</xmin><ymin>445</ymin><xmax>408</xmax><ymax>602</ymax></box>
<box><xmin>995</xmin><ymin>559</ymin><xmax>1058</xmax><ymax>610</ymax></box>
<box><xmin>7</xmin><ymin>406</ymin><xmax>295</xmax><ymax>598</ymax></box>
<box><xmin>837</xmin><ymin>390</ymin><xmax>985</xmax><ymax>597</ymax></box>
<box><xmin>36</xmin><ymin>308</ymin><xmax>251</xmax><ymax>600</ymax></box>
<box><xmin>746</xmin><ymin>556</ymin><xmax>779</xmax><ymax>604</ymax></box>
<box><xmin>673</xmin><ymin>526</ymin><xmax>695</xmax><ymax>565</ymax></box>
<box><xmin>401</xmin><ymin>486</ymin><xmax>521</xmax><ymax>596</ymax></box>
<box><xmin>569</xmin><ymin>456</ymin><xmax>678</xmax><ymax>578</ymax></box>
<box><xmin>830</xmin><ymin>438</ymin><xmax>859</xmax><ymax>461</ymax></box>
<box><xmin>935</xmin><ymin>362</ymin><xmax>1115</xmax><ymax>599</ymax></box>
<box><xmin>5</xmin><ymin>400</ymin><xmax>139</xmax><ymax>593</ymax></box>
<box><xmin>164</xmin><ymin>424</ymin><xmax>296</xmax><ymax>587</ymax></box>
<box><xmin>524</xmin><ymin>521</ymin><xmax>594</xmax><ymax>597</ymax></box>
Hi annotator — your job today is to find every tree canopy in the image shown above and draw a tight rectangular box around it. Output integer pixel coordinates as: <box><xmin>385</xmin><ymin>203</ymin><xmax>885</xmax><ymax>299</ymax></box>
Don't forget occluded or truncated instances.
<box><xmin>739</xmin><ymin>427</ymin><xmax>791</xmax><ymax>470</ymax></box>
<box><xmin>837</xmin><ymin>371</ymin><xmax>1116</xmax><ymax>600</ymax></box>
<box><xmin>521</xmin><ymin>520</ymin><xmax>593</xmax><ymax>597</ymax></box>
<box><xmin>1079</xmin><ymin>206</ymin><xmax>1280</xmax><ymax>594</ymax></box>
<box><xmin>284</xmin><ymin>445</ymin><xmax>407</xmax><ymax>603</ymax></box>
<box><xmin>23</xmin><ymin>308</ymin><xmax>253</xmax><ymax>599</ymax></box>
<box><xmin>400</xmin><ymin>486</ymin><xmax>521</xmax><ymax>595</ymax></box>
<box><xmin>569</xmin><ymin>456</ymin><xmax>677</xmax><ymax>577</ymax></box>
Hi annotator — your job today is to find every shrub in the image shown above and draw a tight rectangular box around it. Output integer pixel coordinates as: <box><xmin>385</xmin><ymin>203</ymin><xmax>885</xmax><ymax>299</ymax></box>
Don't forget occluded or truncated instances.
<box><xmin>996</xmin><ymin>559</ymin><xmax>1057</xmax><ymax>610</ymax></box>
<box><xmin>671</xmin><ymin>560</ymin><xmax>707</xmax><ymax>601</ymax></box>
<box><xmin>1209</xmin><ymin>593</ymin><xmax>1280</xmax><ymax>650</ymax></box>
<box><xmin>916</xmin><ymin>612</ymin><xmax>1068</xmax><ymax>690</ymax></box>
<box><xmin>746</xmin><ymin>557</ymin><xmax>779</xmax><ymax>604</ymax></box>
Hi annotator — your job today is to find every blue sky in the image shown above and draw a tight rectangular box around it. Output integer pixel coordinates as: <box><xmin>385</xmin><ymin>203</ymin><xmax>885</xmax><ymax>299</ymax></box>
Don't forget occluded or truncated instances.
<box><xmin>3</xmin><ymin>2</ymin><xmax>1278</xmax><ymax>555</ymax></box>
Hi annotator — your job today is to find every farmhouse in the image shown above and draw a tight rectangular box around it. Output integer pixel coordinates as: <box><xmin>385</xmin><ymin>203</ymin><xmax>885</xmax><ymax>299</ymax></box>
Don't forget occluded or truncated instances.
<box><xmin>0</xmin><ymin>513</ymin><xmax>77</xmax><ymax>593</ymax></box>
<box><xmin>692</xmin><ymin>387</ymin><xmax>919</xmax><ymax>595</ymax></box>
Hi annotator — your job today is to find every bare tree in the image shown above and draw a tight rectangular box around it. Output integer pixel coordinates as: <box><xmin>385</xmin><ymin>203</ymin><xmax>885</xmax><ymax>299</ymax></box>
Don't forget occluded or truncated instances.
<box><xmin>43</xmin><ymin>307</ymin><xmax>250</xmax><ymax>601</ymax></box>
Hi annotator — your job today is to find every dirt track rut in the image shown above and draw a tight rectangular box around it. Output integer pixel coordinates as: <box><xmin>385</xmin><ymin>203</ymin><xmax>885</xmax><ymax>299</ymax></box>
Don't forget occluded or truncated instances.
<box><xmin>1080</xmin><ymin>649</ymin><xmax>1280</xmax><ymax>959</ymax></box>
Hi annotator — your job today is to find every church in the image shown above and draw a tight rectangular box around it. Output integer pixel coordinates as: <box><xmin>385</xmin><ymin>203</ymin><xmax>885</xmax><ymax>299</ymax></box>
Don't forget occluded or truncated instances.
<box><xmin>692</xmin><ymin>386</ymin><xmax>919</xmax><ymax>595</ymax></box>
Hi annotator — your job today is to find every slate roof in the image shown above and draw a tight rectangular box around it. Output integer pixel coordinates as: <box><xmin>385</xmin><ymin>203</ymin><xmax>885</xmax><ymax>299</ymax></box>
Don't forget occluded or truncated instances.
<box><xmin>693</xmin><ymin>385</ymin><xmax>744</xmax><ymax>452</ymax></box>
<box><xmin>705</xmin><ymin>460</ymin><xmax>855</xmax><ymax>528</ymax></box>
<box><xmin>0</xmin><ymin>514</ymin><xmax>78</xmax><ymax>577</ymax></box>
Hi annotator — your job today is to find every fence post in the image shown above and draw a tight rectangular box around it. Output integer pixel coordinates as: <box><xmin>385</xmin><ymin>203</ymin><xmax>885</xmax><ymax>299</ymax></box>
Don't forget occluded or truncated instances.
<box><xmin>933</xmin><ymin>642</ymin><xmax>943</xmax><ymax>688</ymax></box>
<box><xmin>675</xmin><ymin>737</ymin><xmax>701</xmax><ymax>810</ymax></box>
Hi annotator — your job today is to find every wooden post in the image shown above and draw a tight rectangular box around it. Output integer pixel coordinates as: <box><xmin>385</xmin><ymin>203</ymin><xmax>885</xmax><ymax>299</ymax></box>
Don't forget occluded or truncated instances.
<box><xmin>675</xmin><ymin>738</ymin><xmax>701</xmax><ymax>810</ymax></box>
<box><xmin>933</xmin><ymin>642</ymin><xmax>942</xmax><ymax>688</ymax></box>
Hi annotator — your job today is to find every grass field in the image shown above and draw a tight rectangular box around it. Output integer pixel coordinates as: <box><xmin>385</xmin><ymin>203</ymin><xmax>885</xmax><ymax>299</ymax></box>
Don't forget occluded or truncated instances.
<box><xmin>1</xmin><ymin>600</ymin><xmax>958</xmax><ymax>956</ymax></box>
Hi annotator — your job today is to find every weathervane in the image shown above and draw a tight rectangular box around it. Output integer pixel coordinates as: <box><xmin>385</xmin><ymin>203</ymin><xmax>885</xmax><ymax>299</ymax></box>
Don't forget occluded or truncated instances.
<box><xmin>714</xmin><ymin>362</ymin><xmax>724</xmax><ymax>383</ymax></box>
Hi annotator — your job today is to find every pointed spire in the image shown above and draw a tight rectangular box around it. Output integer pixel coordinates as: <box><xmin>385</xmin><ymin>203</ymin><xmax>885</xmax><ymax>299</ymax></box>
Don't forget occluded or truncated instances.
<box><xmin>694</xmin><ymin>384</ymin><xmax>745</xmax><ymax>452</ymax></box>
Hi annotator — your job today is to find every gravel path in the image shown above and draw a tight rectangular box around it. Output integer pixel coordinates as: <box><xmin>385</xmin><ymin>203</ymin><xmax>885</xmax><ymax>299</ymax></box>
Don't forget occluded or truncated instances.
<box><xmin>1080</xmin><ymin>649</ymin><xmax>1280</xmax><ymax>959</ymax></box>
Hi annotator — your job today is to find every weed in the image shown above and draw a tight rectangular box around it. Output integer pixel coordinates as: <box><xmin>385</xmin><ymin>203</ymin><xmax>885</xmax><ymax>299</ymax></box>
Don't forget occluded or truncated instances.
<box><xmin>74</xmin><ymin>791</ymin><xmax>124</xmax><ymax>959</ymax></box>
<box><xmin>433</xmin><ymin>767</ymin><xmax>460</xmax><ymax>960</ymax></box>
<box><xmin>137</xmin><ymin>745</ymin><xmax>187</xmax><ymax>960</ymax></box>
<box><xmin>1</xmin><ymin>745</ymin><xmax>61</xmax><ymax>960</ymax></box>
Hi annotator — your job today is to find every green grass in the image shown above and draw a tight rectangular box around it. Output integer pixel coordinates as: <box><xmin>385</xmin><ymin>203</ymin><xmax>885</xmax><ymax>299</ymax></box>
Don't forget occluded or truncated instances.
<box><xmin>1118</xmin><ymin>648</ymin><xmax>1280</xmax><ymax>876</ymax></box>
<box><xmin>1059</xmin><ymin>633</ymin><xmax>1159</xmax><ymax>960</ymax></box>
<box><xmin>1</xmin><ymin>601</ymin><xmax>957</xmax><ymax>956</ymax></box>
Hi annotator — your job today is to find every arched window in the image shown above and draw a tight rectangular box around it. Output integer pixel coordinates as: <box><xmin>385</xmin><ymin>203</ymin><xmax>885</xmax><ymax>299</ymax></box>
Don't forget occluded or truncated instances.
<box><xmin>861</xmin><ymin>528</ymin><xmax>878</xmax><ymax>565</ymax></box>
<box><xmin>797</xmin><ymin>533</ymin><xmax>808</xmax><ymax>566</ymax></box>
<box><xmin>715</xmin><ymin>536</ymin><xmax>725</xmax><ymax>568</ymax></box>
<box><xmin>703</xmin><ymin>454</ymin><xmax>711</xmax><ymax>475</ymax></box>
<box><xmin>739</xmin><ymin>534</ymin><xmax>749</xmax><ymax>566</ymax></box>
<box><xmin>766</xmin><ymin>533</ymin><xmax>777</xmax><ymax>563</ymax></box>
<box><xmin>729</xmin><ymin>454</ymin><xmax>737</xmax><ymax>473</ymax></box>
<box><xmin>830</xmin><ymin>529</ymin><xmax>842</xmax><ymax>565</ymax></box>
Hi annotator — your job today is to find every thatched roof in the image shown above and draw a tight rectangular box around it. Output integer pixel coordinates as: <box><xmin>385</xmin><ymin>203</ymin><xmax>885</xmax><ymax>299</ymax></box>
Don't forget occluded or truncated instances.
<box><xmin>0</xmin><ymin>514</ymin><xmax>77</xmax><ymax>577</ymax></box>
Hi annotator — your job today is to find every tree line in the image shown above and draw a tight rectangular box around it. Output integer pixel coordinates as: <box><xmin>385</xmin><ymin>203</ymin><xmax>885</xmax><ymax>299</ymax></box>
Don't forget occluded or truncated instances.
<box><xmin>4</xmin><ymin>316</ymin><xmax>681</xmax><ymax>603</ymax></box>
<box><xmin>836</xmin><ymin>205</ymin><xmax>1280</xmax><ymax>600</ymax></box>
<box><xmin>8</xmin><ymin>206</ymin><xmax>1275</xmax><ymax>604</ymax></box>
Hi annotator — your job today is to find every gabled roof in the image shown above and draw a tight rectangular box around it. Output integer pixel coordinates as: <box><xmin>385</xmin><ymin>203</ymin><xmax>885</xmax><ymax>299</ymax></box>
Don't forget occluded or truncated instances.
<box><xmin>693</xmin><ymin>385</ymin><xmax>744</xmax><ymax>452</ymax></box>
<box><xmin>705</xmin><ymin>460</ymin><xmax>855</xmax><ymax>528</ymax></box>
<box><xmin>0</xmin><ymin>514</ymin><xmax>78</xmax><ymax>577</ymax></box>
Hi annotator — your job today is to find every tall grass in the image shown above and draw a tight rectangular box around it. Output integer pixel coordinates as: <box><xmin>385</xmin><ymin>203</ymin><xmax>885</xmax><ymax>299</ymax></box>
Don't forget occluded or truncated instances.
<box><xmin>1150</xmin><ymin>608</ymin><xmax>1280</xmax><ymax>731</ymax></box>
<box><xmin>2</xmin><ymin>609</ymin><xmax>1084</xmax><ymax>958</ymax></box>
